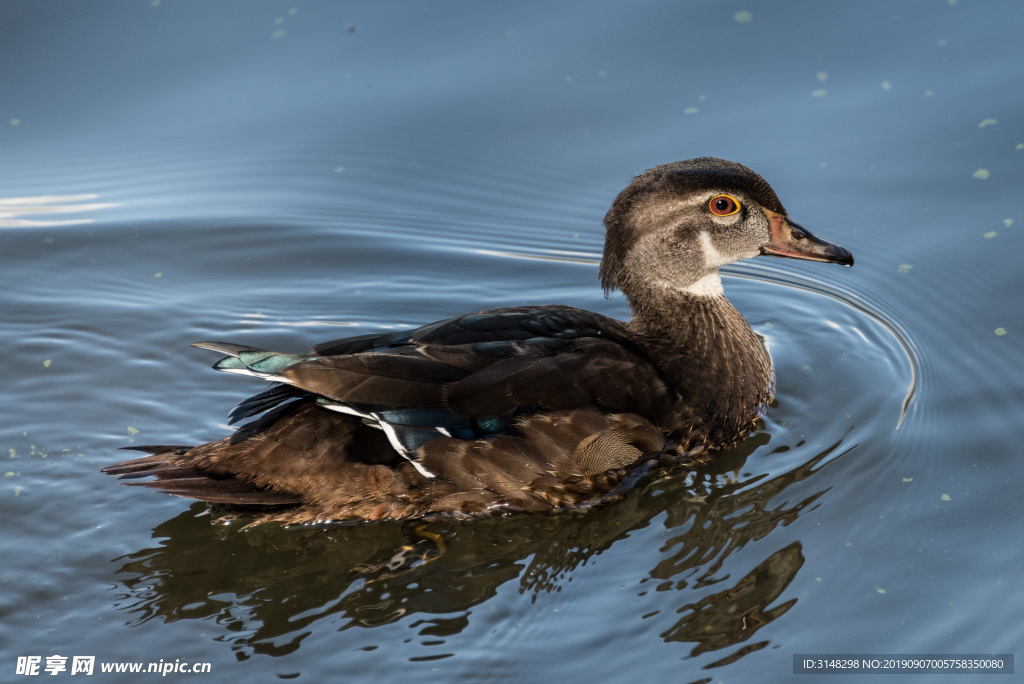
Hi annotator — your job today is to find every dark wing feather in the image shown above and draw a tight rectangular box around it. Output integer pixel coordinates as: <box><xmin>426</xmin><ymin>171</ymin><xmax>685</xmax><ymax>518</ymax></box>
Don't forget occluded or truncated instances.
<box><xmin>210</xmin><ymin>306</ymin><xmax>677</xmax><ymax>448</ymax></box>
<box><xmin>310</xmin><ymin>329</ymin><xmax>413</xmax><ymax>356</ymax></box>
<box><xmin>407</xmin><ymin>307</ymin><xmax>614</xmax><ymax>345</ymax></box>
<box><xmin>228</xmin><ymin>383</ymin><xmax>309</xmax><ymax>424</ymax></box>
<box><xmin>273</xmin><ymin>306</ymin><xmax>677</xmax><ymax>437</ymax></box>
<box><xmin>284</xmin><ymin>351</ymin><xmax>467</xmax><ymax>407</ymax></box>
<box><xmin>443</xmin><ymin>337</ymin><xmax>675</xmax><ymax>420</ymax></box>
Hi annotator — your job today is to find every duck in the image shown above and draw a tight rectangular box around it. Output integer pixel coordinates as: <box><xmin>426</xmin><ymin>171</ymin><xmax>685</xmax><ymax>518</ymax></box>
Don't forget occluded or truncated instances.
<box><xmin>103</xmin><ymin>158</ymin><xmax>853</xmax><ymax>525</ymax></box>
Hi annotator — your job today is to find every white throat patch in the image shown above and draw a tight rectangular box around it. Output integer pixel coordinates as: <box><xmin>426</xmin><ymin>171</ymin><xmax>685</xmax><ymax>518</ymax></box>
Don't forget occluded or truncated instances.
<box><xmin>683</xmin><ymin>271</ymin><xmax>725</xmax><ymax>297</ymax></box>
<box><xmin>654</xmin><ymin>271</ymin><xmax>724</xmax><ymax>298</ymax></box>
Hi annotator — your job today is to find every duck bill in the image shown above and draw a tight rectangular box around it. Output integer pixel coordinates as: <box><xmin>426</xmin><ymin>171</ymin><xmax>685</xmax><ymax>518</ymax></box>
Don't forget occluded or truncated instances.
<box><xmin>760</xmin><ymin>208</ymin><xmax>854</xmax><ymax>266</ymax></box>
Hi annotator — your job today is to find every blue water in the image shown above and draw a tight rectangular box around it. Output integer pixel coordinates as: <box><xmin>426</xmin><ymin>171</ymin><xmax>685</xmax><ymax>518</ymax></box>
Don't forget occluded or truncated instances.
<box><xmin>2</xmin><ymin>1</ymin><xmax>1022</xmax><ymax>682</ymax></box>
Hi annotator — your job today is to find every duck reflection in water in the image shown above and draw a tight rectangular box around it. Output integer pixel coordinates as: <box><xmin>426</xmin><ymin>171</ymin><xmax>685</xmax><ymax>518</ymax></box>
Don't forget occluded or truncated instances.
<box><xmin>111</xmin><ymin>438</ymin><xmax>852</xmax><ymax>664</ymax></box>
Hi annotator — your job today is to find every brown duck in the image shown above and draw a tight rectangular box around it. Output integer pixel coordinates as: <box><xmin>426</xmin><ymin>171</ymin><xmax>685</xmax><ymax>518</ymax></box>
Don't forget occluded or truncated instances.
<box><xmin>104</xmin><ymin>158</ymin><xmax>853</xmax><ymax>524</ymax></box>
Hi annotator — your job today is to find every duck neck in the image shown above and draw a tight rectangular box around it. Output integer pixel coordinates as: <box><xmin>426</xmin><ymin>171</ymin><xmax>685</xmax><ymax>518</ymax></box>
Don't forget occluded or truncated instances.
<box><xmin>624</xmin><ymin>275</ymin><xmax>773</xmax><ymax>446</ymax></box>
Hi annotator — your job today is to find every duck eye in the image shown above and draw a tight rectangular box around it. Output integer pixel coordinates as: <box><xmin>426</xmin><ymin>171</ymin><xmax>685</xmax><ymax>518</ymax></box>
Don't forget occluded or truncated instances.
<box><xmin>709</xmin><ymin>194</ymin><xmax>741</xmax><ymax>217</ymax></box>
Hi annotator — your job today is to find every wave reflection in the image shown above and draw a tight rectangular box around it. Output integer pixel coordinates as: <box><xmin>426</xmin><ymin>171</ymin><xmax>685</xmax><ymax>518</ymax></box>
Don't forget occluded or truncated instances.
<box><xmin>0</xmin><ymin>194</ymin><xmax>119</xmax><ymax>228</ymax></box>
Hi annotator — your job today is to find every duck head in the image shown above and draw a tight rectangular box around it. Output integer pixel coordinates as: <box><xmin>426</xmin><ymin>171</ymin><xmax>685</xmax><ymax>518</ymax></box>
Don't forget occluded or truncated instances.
<box><xmin>600</xmin><ymin>158</ymin><xmax>853</xmax><ymax>302</ymax></box>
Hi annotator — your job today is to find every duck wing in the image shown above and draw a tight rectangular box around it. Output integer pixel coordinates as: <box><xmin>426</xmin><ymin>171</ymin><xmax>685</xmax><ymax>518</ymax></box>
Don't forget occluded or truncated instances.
<box><xmin>196</xmin><ymin>306</ymin><xmax>677</xmax><ymax>470</ymax></box>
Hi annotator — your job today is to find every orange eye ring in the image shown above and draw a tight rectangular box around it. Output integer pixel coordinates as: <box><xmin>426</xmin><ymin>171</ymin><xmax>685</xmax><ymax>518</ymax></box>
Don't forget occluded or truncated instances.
<box><xmin>709</xmin><ymin>194</ymin><xmax>741</xmax><ymax>217</ymax></box>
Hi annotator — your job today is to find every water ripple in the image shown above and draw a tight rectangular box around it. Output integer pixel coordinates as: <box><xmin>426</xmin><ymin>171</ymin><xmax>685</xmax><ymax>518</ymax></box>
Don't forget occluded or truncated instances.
<box><xmin>723</xmin><ymin>260</ymin><xmax>920</xmax><ymax>429</ymax></box>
